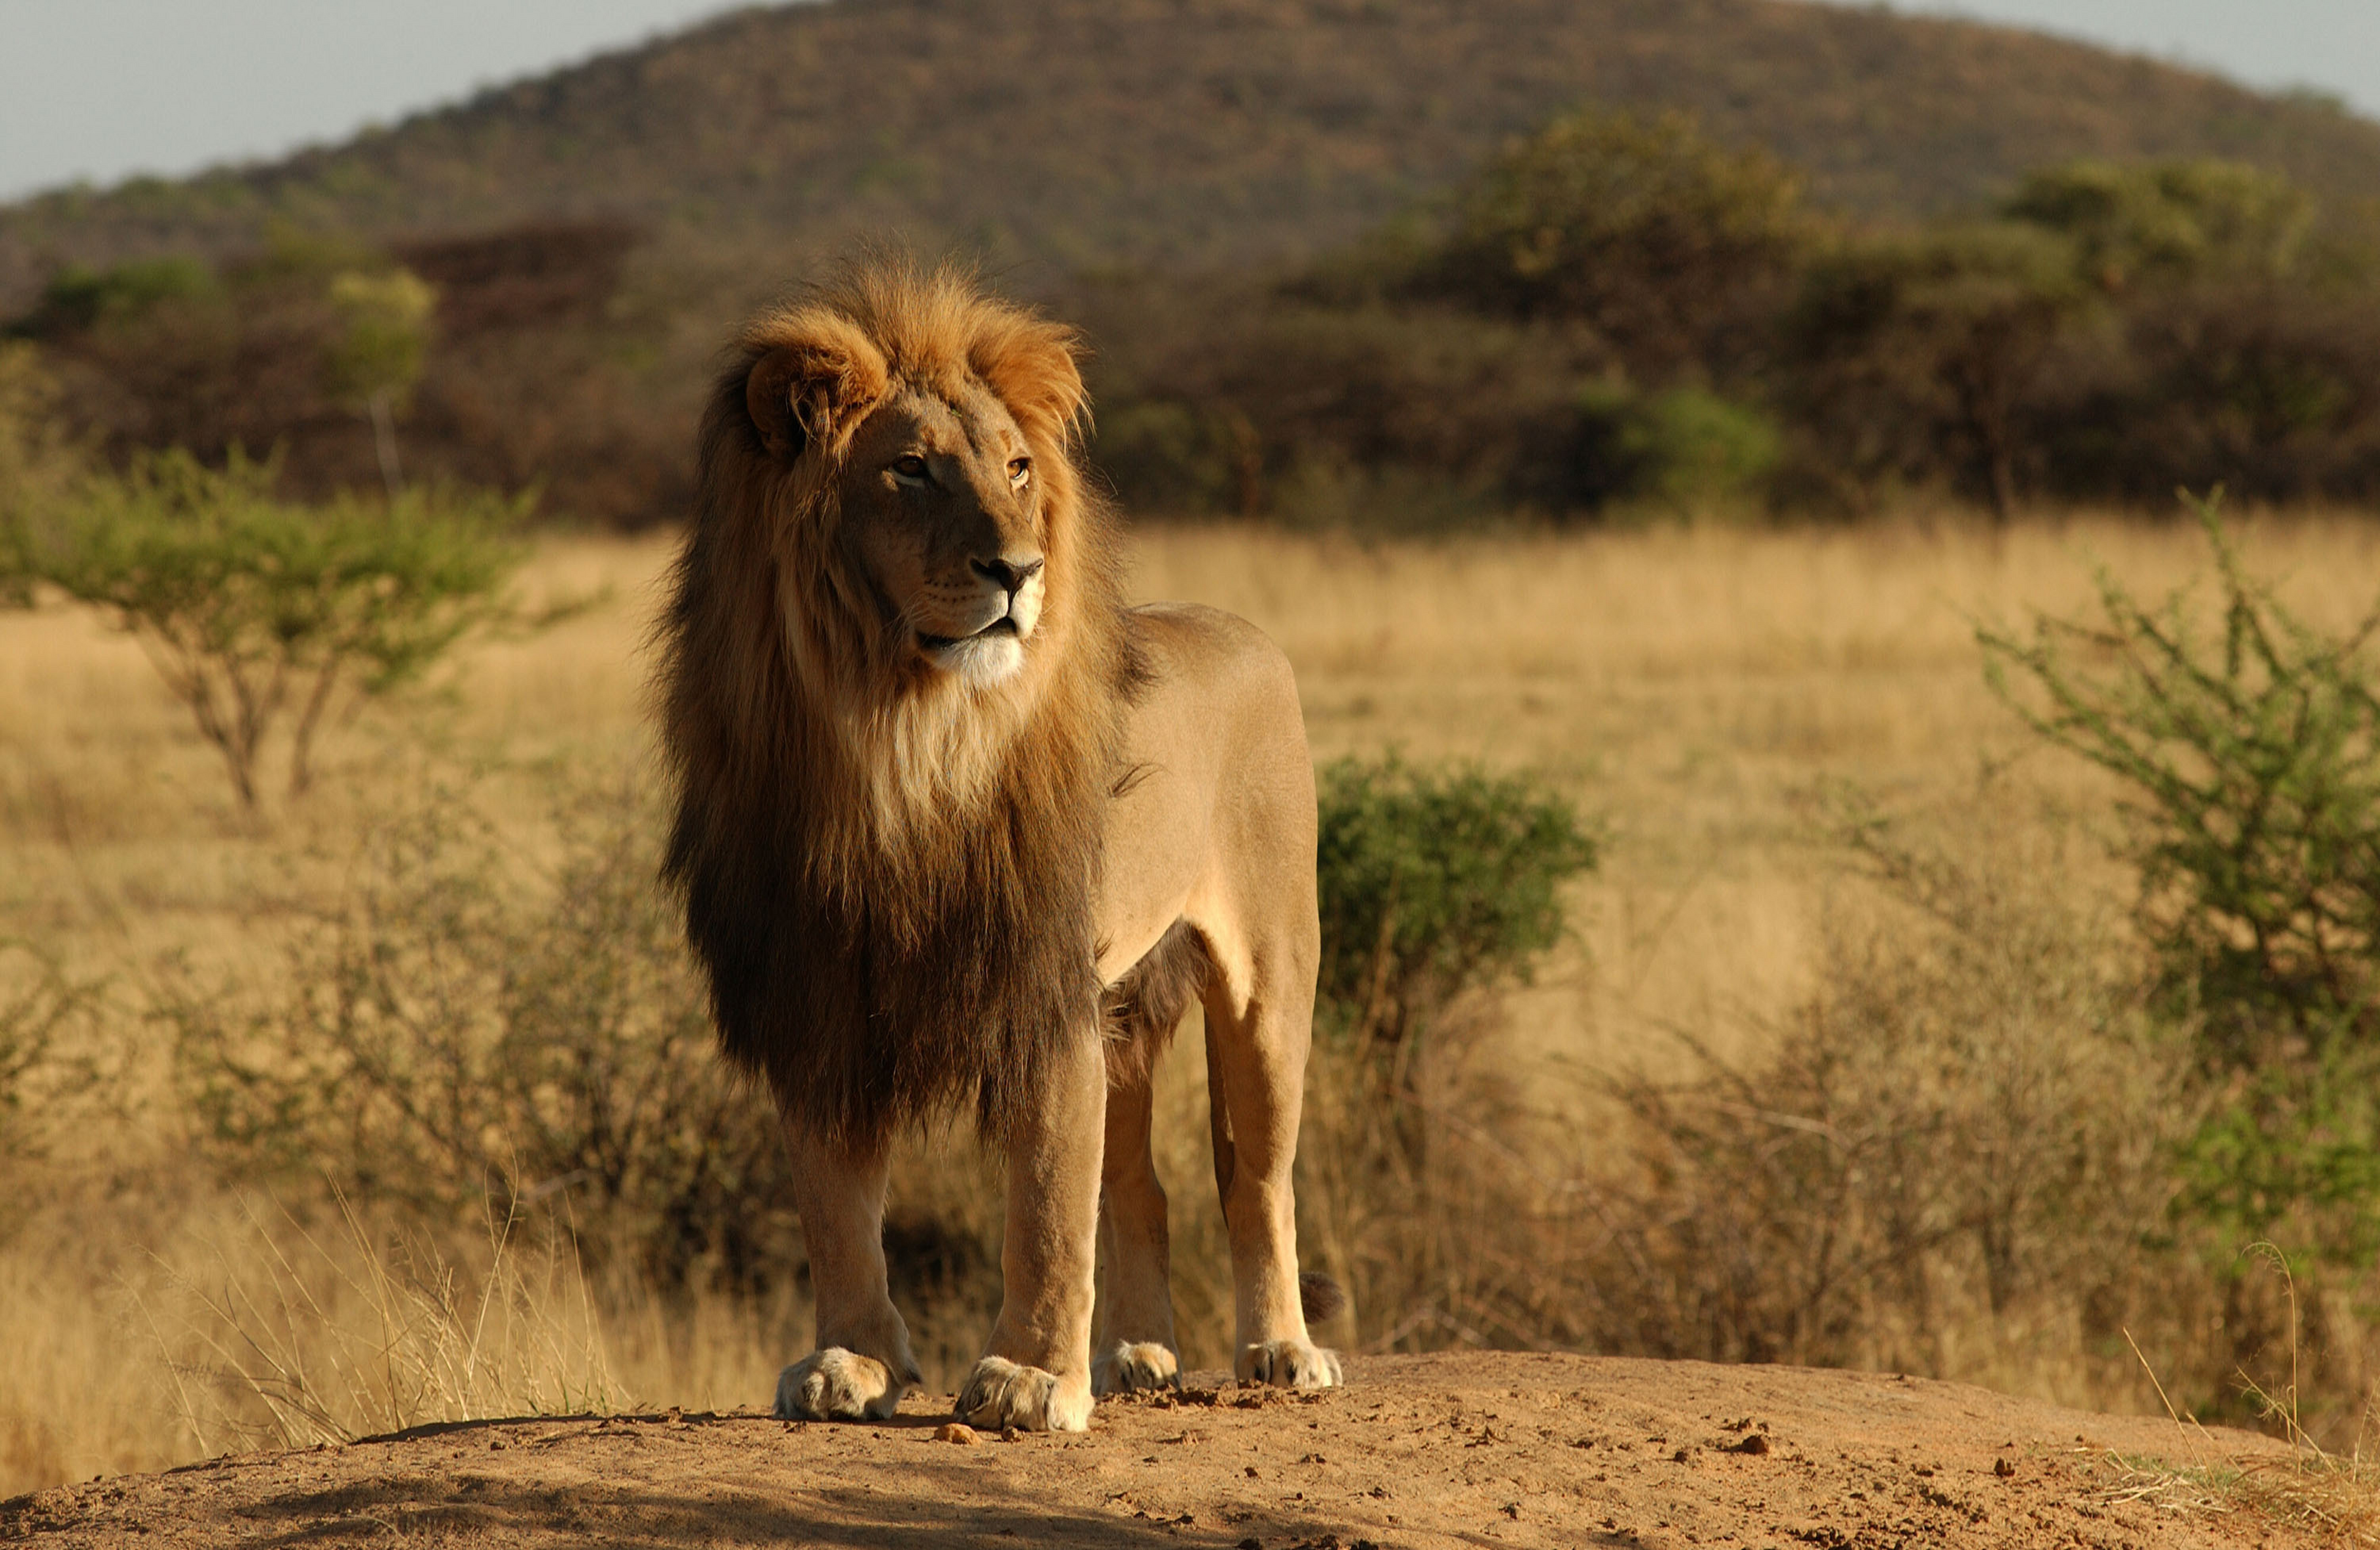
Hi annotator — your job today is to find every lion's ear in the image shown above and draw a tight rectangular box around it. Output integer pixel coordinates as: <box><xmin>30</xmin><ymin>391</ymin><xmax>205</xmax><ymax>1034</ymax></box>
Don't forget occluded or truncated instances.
<box><xmin>971</xmin><ymin>320</ymin><xmax>1088</xmax><ymax>446</ymax></box>
<box><xmin>743</xmin><ymin>321</ymin><xmax>890</xmax><ymax>461</ymax></box>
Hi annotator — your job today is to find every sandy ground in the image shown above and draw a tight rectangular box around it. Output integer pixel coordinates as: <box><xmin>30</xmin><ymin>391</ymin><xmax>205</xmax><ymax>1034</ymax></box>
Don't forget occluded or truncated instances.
<box><xmin>1</xmin><ymin>1352</ymin><xmax>2303</xmax><ymax>1548</ymax></box>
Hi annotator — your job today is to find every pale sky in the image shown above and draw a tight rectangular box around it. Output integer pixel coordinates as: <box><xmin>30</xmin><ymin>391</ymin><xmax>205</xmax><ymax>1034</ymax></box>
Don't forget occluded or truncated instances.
<box><xmin>0</xmin><ymin>0</ymin><xmax>2375</xmax><ymax>205</ymax></box>
<box><xmin>1878</xmin><ymin>0</ymin><xmax>2380</xmax><ymax>115</ymax></box>
<box><xmin>0</xmin><ymin>1</ymin><xmax>745</xmax><ymax>202</ymax></box>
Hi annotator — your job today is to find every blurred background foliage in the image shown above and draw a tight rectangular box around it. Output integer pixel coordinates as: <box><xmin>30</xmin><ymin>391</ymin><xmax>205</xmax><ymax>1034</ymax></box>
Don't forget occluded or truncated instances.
<box><xmin>13</xmin><ymin>107</ymin><xmax>2380</xmax><ymax>531</ymax></box>
<box><xmin>10</xmin><ymin>0</ymin><xmax>2380</xmax><ymax>531</ymax></box>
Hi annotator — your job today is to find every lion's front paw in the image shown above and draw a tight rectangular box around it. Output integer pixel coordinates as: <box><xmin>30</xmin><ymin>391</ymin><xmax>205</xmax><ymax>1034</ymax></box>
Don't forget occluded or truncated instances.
<box><xmin>958</xmin><ymin>1356</ymin><xmax>1092</xmax><ymax>1432</ymax></box>
<box><xmin>1092</xmin><ymin>1340</ymin><xmax>1180</xmax><ymax>1396</ymax></box>
<box><xmin>774</xmin><ymin>1348</ymin><xmax>910</xmax><ymax>1421</ymax></box>
<box><xmin>1238</xmin><ymin>1338</ymin><xmax>1343</xmax><ymax>1391</ymax></box>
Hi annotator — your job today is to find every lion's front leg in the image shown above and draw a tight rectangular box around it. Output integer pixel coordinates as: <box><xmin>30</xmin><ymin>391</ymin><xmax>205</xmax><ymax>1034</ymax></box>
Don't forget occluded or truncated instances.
<box><xmin>774</xmin><ymin>1128</ymin><xmax>921</xmax><ymax>1422</ymax></box>
<box><xmin>957</xmin><ymin>1030</ymin><xmax>1106</xmax><ymax>1433</ymax></box>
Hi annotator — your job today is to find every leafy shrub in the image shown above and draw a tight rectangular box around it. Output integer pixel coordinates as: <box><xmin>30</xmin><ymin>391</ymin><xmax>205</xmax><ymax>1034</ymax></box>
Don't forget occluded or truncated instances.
<box><xmin>1314</xmin><ymin>752</ymin><xmax>1598</xmax><ymax>1069</ymax></box>
<box><xmin>1984</xmin><ymin>498</ymin><xmax>2380</xmax><ymax>1065</ymax></box>
<box><xmin>1288</xmin><ymin>754</ymin><xmax>1598</xmax><ymax>1350</ymax></box>
<box><xmin>1977</xmin><ymin>501</ymin><xmax>2380</xmax><ymax>1431</ymax></box>
<box><xmin>22</xmin><ymin>257</ymin><xmax>223</xmax><ymax>336</ymax></box>
<box><xmin>2</xmin><ymin>449</ymin><xmax>532</xmax><ymax>807</ymax></box>
<box><xmin>1584</xmin><ymin>382</ymin><xmax>1783</xmax><ymax>515</ymax></box>
<box><xmin>1982</xmin><ymin>498</ymin><xmax>2380</xmax><ymax>1250</ymax></box>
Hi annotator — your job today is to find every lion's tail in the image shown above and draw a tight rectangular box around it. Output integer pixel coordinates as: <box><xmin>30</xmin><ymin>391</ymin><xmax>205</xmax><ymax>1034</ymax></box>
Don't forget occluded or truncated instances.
<box><xmin>1298</xmin><ymin>1270</ymin><xmax>1346</xmax><ymax>1326</ymax></box>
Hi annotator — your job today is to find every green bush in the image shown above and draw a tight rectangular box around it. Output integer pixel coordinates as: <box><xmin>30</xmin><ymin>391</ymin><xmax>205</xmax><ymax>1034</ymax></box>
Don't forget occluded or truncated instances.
<box><xmin>1</xmin><ymin>448</ymin><xmax>531</xmax><ymax>807</ymax></box>
<box><xmin>1577</xmin><ymin>382</ymin><xmax>1782</xmax><ymax>516</ymax></box>
<box><xmin>22</xmin><ymin>257</ymin><xmax>224</xmax><ymax>336</ymax></box>
<box><xmin>1292</xmin><ymin>754</ymin><xmax>1597</xmax><ymax>1353</ymax></box>
<box><xmin>1314</xmin><ymin>752</ymin><xmax>1598</xmax><ymax>1069</ymax></box>
<box><xmin>1982</xmin><ymin>494</ymin><xmax>2380</xmax><ymax>1293</ymax></box>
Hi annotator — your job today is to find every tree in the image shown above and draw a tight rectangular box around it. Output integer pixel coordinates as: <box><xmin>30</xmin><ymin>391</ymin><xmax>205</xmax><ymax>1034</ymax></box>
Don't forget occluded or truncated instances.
<box><xmin>1782</xmin><ymin>223</ymin><xmax>2084</xmax><ymax>521</ymax></box>
<box><xmin>1416</xmin><ymin>107</ymin><xmax>1813</xmax><ymax>383</ymax></box>
<box><xmin>2</xmin><ymin>448</ymin><xmax>529</xmax><ymax>808</ymax></box>
<box><xmin>326</xmin><ymin>268</ymin><xmax>437</xmax><ymax>499</ymax></box>
<box><xmin>2006</xmin><ymin>158</ymin><xmax>2313</xmax><ymax>294</ymax></box>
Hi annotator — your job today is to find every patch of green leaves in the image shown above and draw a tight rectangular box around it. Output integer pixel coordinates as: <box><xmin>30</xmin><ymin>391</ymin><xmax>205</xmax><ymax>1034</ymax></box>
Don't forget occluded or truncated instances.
<box><xmin>2</xmin><ymin>448</ymin><xmax>532</xmax><ymax>807</ymax></box>
<box><xmin>1314</xmin><ymin>752</ymin><xmax>1598</xmax><ymax>1060</ymax></box>
<box><xmin>1982</xmin><ymin>492</ymin><xmax>2380</xmax><ymax>1256</ymax></box>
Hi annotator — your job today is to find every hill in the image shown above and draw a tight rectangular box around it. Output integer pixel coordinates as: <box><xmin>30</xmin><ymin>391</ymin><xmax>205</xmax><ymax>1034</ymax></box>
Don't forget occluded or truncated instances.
<box><xmin>6</xmin><ymin>0</ymin><xmax>2380</xmax><ymax>305</ymax></box>
<box><xmin>0</xmin><ymin>1353</ymin><xmax>2309</xmax><ymax>1548</ymax></box>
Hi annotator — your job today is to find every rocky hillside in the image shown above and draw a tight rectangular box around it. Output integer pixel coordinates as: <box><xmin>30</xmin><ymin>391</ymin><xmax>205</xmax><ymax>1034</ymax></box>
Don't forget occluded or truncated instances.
<box><xmin>6</xmin><ymin>0</ymin><xmax>2380</xmax><ymax>304</ymax></box>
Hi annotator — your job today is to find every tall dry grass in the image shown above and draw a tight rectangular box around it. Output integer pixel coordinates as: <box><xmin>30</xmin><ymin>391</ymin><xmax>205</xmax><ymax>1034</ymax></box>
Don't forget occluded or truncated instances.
<box><xmin>7</xmin><ymin>508</ymin><xmax>2380</xmax><ymax>1494</ymax></box>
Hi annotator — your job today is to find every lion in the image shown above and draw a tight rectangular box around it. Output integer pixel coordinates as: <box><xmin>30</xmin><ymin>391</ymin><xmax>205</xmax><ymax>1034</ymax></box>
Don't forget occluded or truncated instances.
<box><xmin>656</xmin><ymin>261</ymin><xmax>1342</xmax><ymax>1433</ymax></box>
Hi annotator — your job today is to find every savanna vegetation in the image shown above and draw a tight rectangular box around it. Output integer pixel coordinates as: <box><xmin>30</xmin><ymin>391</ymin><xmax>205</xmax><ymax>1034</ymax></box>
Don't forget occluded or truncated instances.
<box><xmin>12</xmin><ymin>442</ymin><xmax>2380</xmax><ymax>1489</ymax></box>
<box><xmin>10</xmin><ymin>0</ymin><xmax>2380</xmax><ymax>1515</ymax></box>
<box><xmin>15</xmin><ymin>107</ymin><xmax>2380</xmax><ymax>530</ymax></box>
<box><xmin>13</xmin><ymin>0</ymin><xmax>2380</xmax><ymax>527</ymax></box>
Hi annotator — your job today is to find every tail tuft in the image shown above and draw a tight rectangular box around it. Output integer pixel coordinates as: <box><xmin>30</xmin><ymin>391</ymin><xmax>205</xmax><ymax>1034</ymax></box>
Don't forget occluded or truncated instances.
<box><xmin>1298</xmin><ymin>1270</ymin><xmax>1346</xmax><ymax>1326</ymax></box>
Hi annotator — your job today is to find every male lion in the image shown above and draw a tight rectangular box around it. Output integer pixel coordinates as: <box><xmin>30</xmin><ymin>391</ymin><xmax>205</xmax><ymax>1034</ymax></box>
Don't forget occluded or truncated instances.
<box><xmin>657</xmin><ymin>262</ymin><xmax>1341</xmax><ymax>1433</ymax></box>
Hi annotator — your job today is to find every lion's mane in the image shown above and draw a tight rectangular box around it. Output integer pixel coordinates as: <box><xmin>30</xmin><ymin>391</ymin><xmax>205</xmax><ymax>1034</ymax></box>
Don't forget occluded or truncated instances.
<box><xmin>657</xmin><ymin>263</ymin><xmax>1140</xmax><ymax>1150</ymax></box>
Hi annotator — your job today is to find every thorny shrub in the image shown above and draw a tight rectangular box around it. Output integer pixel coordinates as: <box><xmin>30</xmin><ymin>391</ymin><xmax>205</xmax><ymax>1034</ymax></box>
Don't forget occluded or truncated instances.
<box><xmin>1587</xmin><ymin>799</ymin><xmax>2189</xmax><ymax>1385</ymax></box>
<box><xmin>1980</xmin><ymin>496</ymin><xmax>2380</xmax><ymax>1433</ymax></box>
<box><xmin>161</xmin><ymin>784</ymin><xmax>797</xmax><ymax>1290</ymax></box>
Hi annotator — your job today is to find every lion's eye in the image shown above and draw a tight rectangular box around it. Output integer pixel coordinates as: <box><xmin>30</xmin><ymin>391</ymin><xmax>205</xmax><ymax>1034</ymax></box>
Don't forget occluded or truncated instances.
<box><xmin>891</xmin><ymin>454</ymin><xmax>929</xmax><ymax>481</ymax></box>
<box><xmin>1008</xmin><ymin>457</ymin><xmax>1032</xmax><ymax>489</ymax></box>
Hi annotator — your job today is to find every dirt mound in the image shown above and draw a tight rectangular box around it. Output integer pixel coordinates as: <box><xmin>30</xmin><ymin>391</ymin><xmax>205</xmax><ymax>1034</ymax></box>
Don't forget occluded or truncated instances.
<box><xmin>1</xmin><ymin>1352</ymin><xmax>2302</xmax><ymax>1548</ymax></box>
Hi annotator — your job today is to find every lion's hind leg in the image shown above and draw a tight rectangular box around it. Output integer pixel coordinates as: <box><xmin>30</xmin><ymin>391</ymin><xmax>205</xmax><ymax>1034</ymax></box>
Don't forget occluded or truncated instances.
<box><xmin>774</xmin><ymin>1129</ymin><xmax>922</xmax><ymax>1421</ymax></box>
<box><xmin>1092</xmin><ymin>923</ymin><xmax>1208</xmax><ymax>1396</ymax></box>
<box><xmin>1202</xmin><ymin>933</ymin><xmax>1342</xmax><ymax>1392</ymax></box>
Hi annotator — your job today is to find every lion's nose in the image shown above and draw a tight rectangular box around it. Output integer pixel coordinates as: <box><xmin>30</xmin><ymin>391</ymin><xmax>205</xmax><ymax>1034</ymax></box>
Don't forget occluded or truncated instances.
<box><xmin>972</xmin><ymin>554</ymin><xmax>1044</xmax><ymax>596</ymax></box>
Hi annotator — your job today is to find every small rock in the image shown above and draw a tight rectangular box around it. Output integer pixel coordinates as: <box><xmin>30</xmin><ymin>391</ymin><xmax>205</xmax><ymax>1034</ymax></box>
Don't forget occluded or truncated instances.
<box><xmin>935</xmin><ymin>1423</ymin><xmax>979</xmax><ymax>1446</ymax></box>
<box><xmin>1994</xmin><ymin>1456</ymin><xmax>2017</xmax><ymax>1478</ymax></box>
<box><xmin>1731</xmin><ymin>1433</ymin><xmax>1771</xmax><ymax>1456</ymax></box>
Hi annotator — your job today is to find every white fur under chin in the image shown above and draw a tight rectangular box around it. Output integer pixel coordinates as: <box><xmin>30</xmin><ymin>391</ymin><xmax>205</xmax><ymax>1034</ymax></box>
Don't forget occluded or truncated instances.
<box><xmin>931</xmin><ymin>632</ymin><xmax>1026</xmax><ymax>687</ymax></box>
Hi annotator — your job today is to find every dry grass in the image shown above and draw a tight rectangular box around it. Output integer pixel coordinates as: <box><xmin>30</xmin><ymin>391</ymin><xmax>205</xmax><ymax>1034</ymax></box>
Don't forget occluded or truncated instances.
<box><xmin>7</xmin><ymin>507</ymin><xmax>2380</xmax><ymax>1496</ymax></box>
<box><xmin>148</xmin><ymin>1194</ymin><xmax>625</xmax><ymax>1453</ymax></box>
<box><xmin>2093</xmin><ymin>1267</ymin><xmax>2380</xmax><ymax>1545</ymax></box>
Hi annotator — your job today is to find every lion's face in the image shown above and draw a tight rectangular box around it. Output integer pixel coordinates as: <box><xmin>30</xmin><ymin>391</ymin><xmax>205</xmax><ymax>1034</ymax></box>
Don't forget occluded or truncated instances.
<box><xmin>834</xmin><ymin>382</ymin><xmax>1048</xmax><ymax>689</ymax></box>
